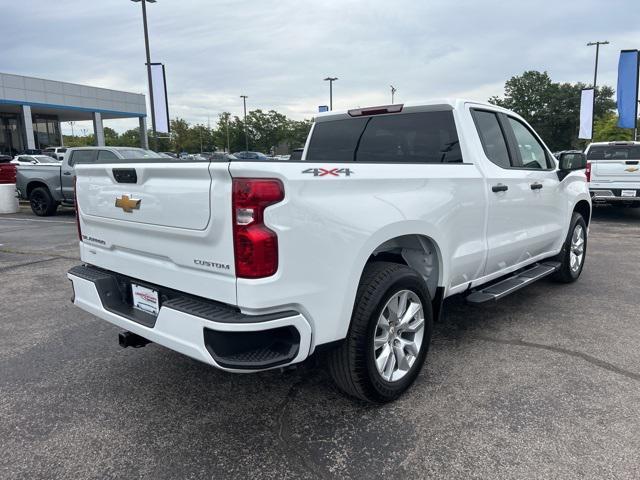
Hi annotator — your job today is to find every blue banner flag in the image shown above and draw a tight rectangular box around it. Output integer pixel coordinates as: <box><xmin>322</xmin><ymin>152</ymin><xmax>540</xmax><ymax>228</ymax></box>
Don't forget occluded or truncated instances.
<box><xmin>617</xmin><ymin>50</ymin><xmax>639</xmax><ymax>129</ymax></box>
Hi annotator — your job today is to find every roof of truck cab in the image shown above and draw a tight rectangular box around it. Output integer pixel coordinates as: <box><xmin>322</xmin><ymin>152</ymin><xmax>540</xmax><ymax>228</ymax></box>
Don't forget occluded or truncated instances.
<box><xmin>313</xmin><ymin>98</ymin><xmax>510</xmax><ymax>122</ymax></box>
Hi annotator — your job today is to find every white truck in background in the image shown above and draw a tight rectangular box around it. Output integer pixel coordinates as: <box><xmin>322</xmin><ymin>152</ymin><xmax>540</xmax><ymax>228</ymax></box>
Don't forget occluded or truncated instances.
<box><xmin>68</xmin><ymin>99</ymin><xmax>591</xmax><ymax>403</ymax></box>
<box><xmin>586</xmin><ymin>141</ymin><xmax>640</xmax><ymax>206</ymax></box>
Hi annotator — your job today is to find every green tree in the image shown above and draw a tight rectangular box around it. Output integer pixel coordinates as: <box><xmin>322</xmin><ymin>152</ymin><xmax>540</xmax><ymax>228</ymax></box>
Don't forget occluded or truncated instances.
<box><xmin>592</xmin><ymin>113</ymin><xmax>636</xmax><ymax>142</ymax></box>
<box><xmin>489</xmin><ymin>70</ymin><xmax>616</xmax><ymax>150</ymax></box>
<box><xmin>103</xmin><ymin>127</ymin><xmax>120</xmax><ymax>146</ymax></box>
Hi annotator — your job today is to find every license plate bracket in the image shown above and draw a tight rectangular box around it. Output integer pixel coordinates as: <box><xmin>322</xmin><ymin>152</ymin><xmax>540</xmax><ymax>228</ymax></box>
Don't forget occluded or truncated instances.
<box><xmin>131</xmin><ymin>283</ymin><xmax>159</xmax><ymax>316</ymax></box>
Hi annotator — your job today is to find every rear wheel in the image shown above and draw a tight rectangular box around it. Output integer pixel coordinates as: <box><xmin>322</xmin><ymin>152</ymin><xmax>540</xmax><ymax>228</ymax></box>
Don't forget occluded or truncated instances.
<box><xmin>29</xmin><ymin>187</ymin><xmax>58</xmax><ymax>217</ymax></box>
<box><xmin>553</xmin><ymin>212</ymin><xmax>587</xmax><ymax>283</ymax></box>
<box><xmin>327</xmin><ymin>262</ymin><xmax>433</xmax><ymax>403</ymax></box>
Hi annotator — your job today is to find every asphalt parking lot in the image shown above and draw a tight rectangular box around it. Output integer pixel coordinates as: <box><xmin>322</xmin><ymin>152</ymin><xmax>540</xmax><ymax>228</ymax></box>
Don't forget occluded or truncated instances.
<box><xmin>1</xmin><ymin>205</ymin><xmax>639</xmax><ymax>479</ymax></box>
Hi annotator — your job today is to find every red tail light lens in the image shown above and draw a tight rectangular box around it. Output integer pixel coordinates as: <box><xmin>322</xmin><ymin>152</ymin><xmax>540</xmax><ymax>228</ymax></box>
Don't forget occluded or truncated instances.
<box><xmin>232</xmin><ymin>178</ymin><xmax>284</xmax><ymax>278</ymax></box>
<box><xmin>74</xmin><ymin>176</ymin><xmax>82</xmax><ymax>242</ymax></box>
<box><xmin>585</xmin><ymin>162</ymin><xmax>592</xmax><ymax>182</ymax></box>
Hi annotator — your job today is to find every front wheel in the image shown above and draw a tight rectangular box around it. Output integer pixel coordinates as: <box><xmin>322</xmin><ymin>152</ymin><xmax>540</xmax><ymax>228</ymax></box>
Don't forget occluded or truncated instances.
<box><xmin>553</xmin><ymin>212</ymin><xmax>587</xmax><ymax>283</ymax></box>
<box><xmin>327</xmin><ymin>262</ymin><xmax>433</xmax><ymax>403</ymax></box>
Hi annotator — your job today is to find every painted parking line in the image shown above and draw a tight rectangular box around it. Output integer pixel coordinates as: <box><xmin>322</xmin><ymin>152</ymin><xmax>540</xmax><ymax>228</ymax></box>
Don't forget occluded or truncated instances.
<box><xmin>0</xmin><ymin>217</ymin><xmax>75</xmax><ymax>224</ymax></box>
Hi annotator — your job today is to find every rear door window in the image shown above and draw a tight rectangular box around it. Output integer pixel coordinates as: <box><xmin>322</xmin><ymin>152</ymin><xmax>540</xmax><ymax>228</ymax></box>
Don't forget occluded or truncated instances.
<box><xmin>471</xmin><ymin>110</ymin><xmax>512</xmax><ymax>168</ymax></box>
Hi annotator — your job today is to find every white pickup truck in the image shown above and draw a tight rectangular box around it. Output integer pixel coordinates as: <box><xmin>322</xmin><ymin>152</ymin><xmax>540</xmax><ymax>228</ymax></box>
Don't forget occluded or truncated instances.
<box><xmin>585</xmin><ymin>141</ymin><xmax>640</xmax><ymax>206</ymax></box>
<box><xmin>68</xmin><ymin>99</ymin><xmax>591</xmax><ymax>403</ymax></box>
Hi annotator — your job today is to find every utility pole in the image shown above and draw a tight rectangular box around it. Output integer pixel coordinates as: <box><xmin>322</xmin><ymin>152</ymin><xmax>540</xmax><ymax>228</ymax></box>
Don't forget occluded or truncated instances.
<box><xmin>324</xmin><ymin>77</ymin><xmax>338</xmax><ymax>110</ymax></box>
<box><xmin>240</xmin><ymin>95</ymin><xmax>249</xmax><ymax>151</ymax></box>
<box><xmin>587</xmin><ymin>40</ymin><xmax>609</xmax><ymax>138</ymax></box>
<box><xmin>390</xmin><ymin>85</ymin><xmax>397</xmax><ymax>104</ymax></box>
<box><xmin>132</xmin><ymin>0</ymin><xmax>158</xmax><ymax>151</ymax></box>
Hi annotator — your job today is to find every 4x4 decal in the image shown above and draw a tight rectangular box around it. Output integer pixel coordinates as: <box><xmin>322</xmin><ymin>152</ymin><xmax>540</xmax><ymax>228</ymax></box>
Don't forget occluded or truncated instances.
<box><xmin>302</xmin><ymin>168</ymin><xmax>354</xmax><ymax>177</ymax></box>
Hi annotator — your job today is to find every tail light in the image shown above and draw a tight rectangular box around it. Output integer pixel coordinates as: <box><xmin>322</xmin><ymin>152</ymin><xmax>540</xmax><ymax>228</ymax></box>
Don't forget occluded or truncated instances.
<box><xmin>73</xmin><ymin>176</ymin><xmax>82</xmax><ymax>242</ymax></box>
<box><xmin>585</xmin><ymin>162</ymin><xmax>592</xmax><ymax>182</ymax></box>
<box><xmin>232</xmin><ymin>178</ymin><xmax>284</xmax><ymax>278</ymax></box>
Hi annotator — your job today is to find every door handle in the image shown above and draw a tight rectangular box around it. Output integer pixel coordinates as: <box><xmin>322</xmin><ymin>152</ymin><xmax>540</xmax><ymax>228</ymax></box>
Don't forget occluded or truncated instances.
<box><xmin>530</xmin><ymin>182</ymin><xmax>543</xmax><ymax>190</ymax></box>
<box><xmin>63</xmin><ymin>171</ymin><xmax>71</xmax><ymax>176</ymax></box>
<box><xmin>492</xmin><ymin>184</ymin><xmax>508</xmax><ymax>192</ymax></box>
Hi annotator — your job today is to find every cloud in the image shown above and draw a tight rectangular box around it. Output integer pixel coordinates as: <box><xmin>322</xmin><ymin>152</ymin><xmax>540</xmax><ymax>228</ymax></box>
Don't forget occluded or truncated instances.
<box><xmin>3</xmin><ymin>0</ymin><xmax>638</xmax><ymax>133</ymax></box>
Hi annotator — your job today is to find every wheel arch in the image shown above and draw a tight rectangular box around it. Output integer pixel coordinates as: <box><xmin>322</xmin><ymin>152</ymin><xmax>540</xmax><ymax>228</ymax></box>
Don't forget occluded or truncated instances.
<box><xmin>573</xmin><ymin>199</ymin><xmax>591</xmax><ymax>226</ymax></box>
<box><xmin>26</xmin><ymin>180</ymin><xmax>50</xmax><ymax>198</ymax></box>
<box><xmin>366</xmin><ymin>234</ymin><xmax>443</xmax><ymax>300</ymax></box>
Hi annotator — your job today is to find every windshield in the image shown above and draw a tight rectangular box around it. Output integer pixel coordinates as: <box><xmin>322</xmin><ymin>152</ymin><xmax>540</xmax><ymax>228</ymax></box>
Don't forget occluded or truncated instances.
<box><xmin>587</xmin><ymin>145</ymin><xmax>640</xmax><ymax>160</ymax></box>
<box><xmin>118</xmin><ymin>149</ymin><xmax>159</xmax><ymax>159</ymax></box>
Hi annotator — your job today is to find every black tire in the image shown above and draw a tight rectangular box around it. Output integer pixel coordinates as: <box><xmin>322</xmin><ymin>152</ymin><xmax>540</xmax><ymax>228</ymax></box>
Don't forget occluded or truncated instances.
<box><xmin>29</xmin><ymin>187</ymin><xmax>58</xmax><ymax>217</ymax></box>
<box><xmin>327</xmin><ymin>262</ymin><xmax>433</xmax><ymax>403</ymax></box>
<box><xmin>553</xmin><ymin>212</ymin><xmax>587</xmax><ymax>283</ymax></box>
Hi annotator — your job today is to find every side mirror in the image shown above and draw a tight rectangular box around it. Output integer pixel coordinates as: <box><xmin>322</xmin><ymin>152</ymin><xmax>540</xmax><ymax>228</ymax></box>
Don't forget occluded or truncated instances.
<box><xmin>31</xmin><ymin>160</ymin><xmax>38</xmax><ymax>165</ymax></box>
<box><xmin>558</xmin><ymin>152</ymin><xmax>586</xmax><ymax>171</ymax></box>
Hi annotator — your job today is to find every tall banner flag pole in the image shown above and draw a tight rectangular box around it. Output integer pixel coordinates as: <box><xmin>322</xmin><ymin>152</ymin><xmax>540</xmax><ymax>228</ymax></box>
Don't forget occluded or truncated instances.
<box><xmin>616</xmin><ymin>50</ymin><xmax>639</xmax><ymax>139</ymax></box>
<box><xmin>579</xmin><ymin>88</ymin><xmax>594</xmax><ymax>140</ymax></box>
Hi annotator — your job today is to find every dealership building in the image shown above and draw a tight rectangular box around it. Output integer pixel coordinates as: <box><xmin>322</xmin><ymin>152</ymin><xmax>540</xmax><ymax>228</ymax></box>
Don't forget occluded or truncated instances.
<box><xmin>0</xmin><ymin>72</ymin><xmax>148</xmax><ymax>156</ymax></box>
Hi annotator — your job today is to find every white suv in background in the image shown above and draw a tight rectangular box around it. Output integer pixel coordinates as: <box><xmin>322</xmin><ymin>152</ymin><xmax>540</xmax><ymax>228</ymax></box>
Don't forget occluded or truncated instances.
<box><xmin>43</xmin><ymin>147</ymin><xmax>68</xmax><ymax>161</ymax></box>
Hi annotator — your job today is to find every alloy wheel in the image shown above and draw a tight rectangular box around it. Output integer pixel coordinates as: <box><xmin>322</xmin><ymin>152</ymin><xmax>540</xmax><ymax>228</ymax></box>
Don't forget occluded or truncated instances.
<box><xmin>569</xmin><ymin>224</ymin><xmax>585</xmax><ymax>274</ymax></box>
<box><xmin>373</xmin><ymin>290</ymin><xmax>425</xmax><ymax>382</ymax></box>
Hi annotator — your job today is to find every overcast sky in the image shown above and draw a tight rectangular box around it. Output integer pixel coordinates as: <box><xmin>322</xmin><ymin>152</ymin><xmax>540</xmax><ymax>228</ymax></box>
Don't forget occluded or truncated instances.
<box><xmin>4</xmin><ymin>0</ymin><xmax>639</xmax><ymax>133</ymax></box>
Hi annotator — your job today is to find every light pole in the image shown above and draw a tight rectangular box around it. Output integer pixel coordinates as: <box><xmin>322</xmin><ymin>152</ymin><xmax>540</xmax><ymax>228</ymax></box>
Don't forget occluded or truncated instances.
<box><xmin>240</xmin><ymin>95</ymin><xmax>249</xmax><ymax>151</ymax></box>
<box><xmin>131</xmin><ymin>0</ymin><xmax>158</xmax><ymax>150</ymax></box>
<box><xmin>324</xmin><ymin>77</ymin><xmax>338</xmax><ymax>110</ymax></box>
<box><xmin>390</xmin><ymin>85</ymin><xmax>397</xmax><ymax>104</ymax></box>
<box><xmin>587</xmin><ymin>40</ymin><xmax>609</xmax><ymax>138</ymax></box>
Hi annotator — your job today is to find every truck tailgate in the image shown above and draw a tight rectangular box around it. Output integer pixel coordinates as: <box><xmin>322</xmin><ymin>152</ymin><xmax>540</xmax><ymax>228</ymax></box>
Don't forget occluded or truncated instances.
<box><xmin>592</xmin><ymin>160</ymin><xmax>640</xmax><ymax>183</ymax></box>
<box><xmin>75</xmin><ymin>161</ymin><xmax>237</xmax><ymax>305</ymax></box>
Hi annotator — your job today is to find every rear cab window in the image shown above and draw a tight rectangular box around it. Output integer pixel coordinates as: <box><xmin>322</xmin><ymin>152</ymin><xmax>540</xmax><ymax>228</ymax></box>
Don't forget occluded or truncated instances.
<box><xmin>69</xmin><ymin>150</ymin><xmax>97</xmax><ymax>166</ymax></box>
<box><xmin>97</xmin><ymin>150</ymin><xmax>119</xmax><ymax>162</ymax></box>
<box><xmin>587</xmin><ymin>145</ymin><xmax>640</xmax><ymax>160</ymax></box>
<box><xmin>306</xmin><ymin>110</ymin><xmax>463</xmax><ymax>163</ymax></box>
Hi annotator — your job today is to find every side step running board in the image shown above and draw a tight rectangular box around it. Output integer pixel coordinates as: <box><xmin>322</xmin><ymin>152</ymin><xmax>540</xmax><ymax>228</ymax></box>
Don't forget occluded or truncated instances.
<box><xmin>466</xmin><ymin>261</ymin><xmax>561</xmax><ymax>304</ymax></box>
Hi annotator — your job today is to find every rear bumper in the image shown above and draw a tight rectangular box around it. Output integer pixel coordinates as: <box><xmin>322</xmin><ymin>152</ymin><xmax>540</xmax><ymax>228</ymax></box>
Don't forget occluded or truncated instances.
<box><xmin>67</xmin><ymin>265</ymin><xmax>312</xmax><ymax>372</ymax></box>
<box><xmin>590</xmin><ymin>187</ymin><xmax>640</xmax><ymax>203</ymax></box>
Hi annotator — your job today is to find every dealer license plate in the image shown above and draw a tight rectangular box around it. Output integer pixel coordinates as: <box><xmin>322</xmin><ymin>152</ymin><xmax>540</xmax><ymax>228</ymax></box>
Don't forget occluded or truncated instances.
<box><xmin>131</xmin><ymin>283</ymin><xmax>159</xmax><ymax>316</ymax></box>
<box><xmin>621</xmin><ymin>190</ymin><xmax>636</xmax><ymax>197</ymax></box>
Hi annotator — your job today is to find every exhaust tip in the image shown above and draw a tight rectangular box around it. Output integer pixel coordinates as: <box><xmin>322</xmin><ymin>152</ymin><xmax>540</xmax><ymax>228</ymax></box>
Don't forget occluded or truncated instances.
<box><xmin>119</xmin><ymin>331</ymin><xmax>151</xmax><ymax>349</ymax></box>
